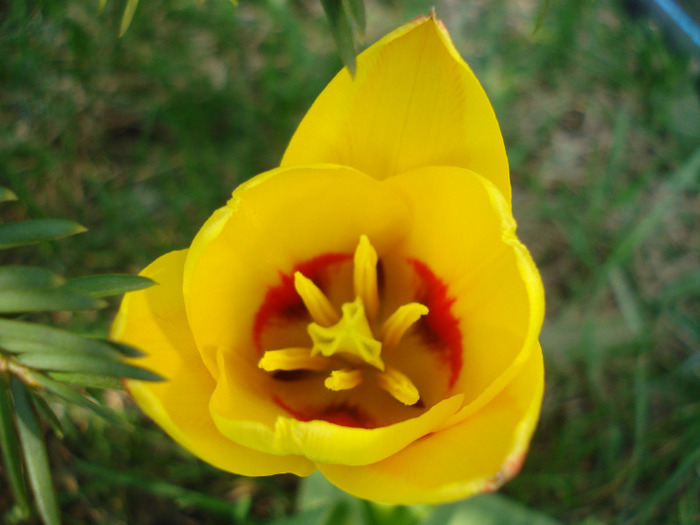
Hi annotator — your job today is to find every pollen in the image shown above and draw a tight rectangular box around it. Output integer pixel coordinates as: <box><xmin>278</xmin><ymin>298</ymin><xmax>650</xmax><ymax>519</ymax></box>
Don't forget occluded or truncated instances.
<box><xmin>324</xmin><ymin>368</ymin><xmax>364</xmax><ymax>391</ymax></box>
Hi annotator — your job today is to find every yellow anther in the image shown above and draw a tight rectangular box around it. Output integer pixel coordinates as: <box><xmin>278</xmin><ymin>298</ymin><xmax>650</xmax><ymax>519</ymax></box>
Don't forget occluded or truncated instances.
<box><xmin>353</xmin><ymin>235</ymin><xmax>379</xmax><ymax>321</ymax></box>
<box><xmin>258</xmin><ymin>347</ymin><xmax>330</xmax><ymax>372</ymax></box>
<box><xmin>324</xmin><ymin>368</ymin><xmax>364</xmax><ymax>391</ymax></box>
<box><xmin>381</xmin><ymin>302</ymin><xmax>429</xmax><ymax>348</ymax></box>
<box><xmin>308</xmin><ymin>297</ymin><xmax>385</xmax><ymax>370</ymax></box>
<box><xmin>294</xmin><ymin>271</ymin><xmax>340</xmax><ymax>326</ymax></box>
<box><xmin>374</xmin><ymin>366</ymin><xmax>420</xmax><ymax>406</ymax></box>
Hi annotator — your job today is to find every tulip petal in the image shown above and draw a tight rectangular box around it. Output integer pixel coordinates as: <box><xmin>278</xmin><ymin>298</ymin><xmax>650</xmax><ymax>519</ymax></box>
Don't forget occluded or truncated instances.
<box><xmin>184</xmin><ymin>164</ymin><xmax>411</xmax><ymax>375</ymax></box>
<box><xmin>281</xmin><ymin>14</ymin><xmax>510</xmax><ymax>200</ymax></box>
<box><xmin>318</xmin><ymin>344</ymin><xmax>544</xmax><ymax>504</ymax></box>
<box><xmin>112</xmin><ymin>250</ymin><xmax>315</xmax><ymax>476</ymax></box>
<box><xmin>383</xmin><ymin>166</ymin><xmax>544</xmax><ymax>415</ymax></box>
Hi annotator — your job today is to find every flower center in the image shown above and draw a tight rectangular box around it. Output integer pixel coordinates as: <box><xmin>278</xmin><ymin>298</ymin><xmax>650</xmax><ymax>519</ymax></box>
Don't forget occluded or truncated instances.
<box><xmin>258</xmin><ymin>235</ymin><xmax>428</xmax><ymax>406</ymax></box>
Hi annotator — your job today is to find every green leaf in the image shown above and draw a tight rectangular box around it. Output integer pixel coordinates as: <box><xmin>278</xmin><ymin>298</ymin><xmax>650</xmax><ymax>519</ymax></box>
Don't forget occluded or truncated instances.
<box><xmin>65</xmin><ymin>274</ymin><xmax>154</xmax><ymax>298</ymax></box>
<box><xmin>17</xmin><ymin>353</ymin><xmax>162</xmax><ymax>382</ymax></box>
<box><xmin>29</xmin><ymin>392</ymin><xmax>64</xmax><ymax>439</ymax></box>
<box><xmin>119</xmin><ymin>0</ymin><xmax>140</xmax><ymax>36</ymax></box>
<box><xmin>97</xmin><ymin>0</ymin><xmax>107</xmax><ymax>14</ymax></box>
<box><xmin>321</xmin><ymin>0</ymin><xmax>357</xmax><ymax>75</ymax></box>
<box><xmin>343</xmin><ymin>0</ymin><xmax>366</xmax><ymax>39</ymax></box>
<box><xmin>11</xmin><ymin>376</ymin><xmax>61</xmax><ymax>525</ymax></box>
<box><xmin>0</xmin><ymin>372</ymin><xmax>32</xmax><ymax>514</ymax></box>
<box><xmin>420</xmin><ymin>494</ymin><xmax>562</xmax><ymax>525</ymax></box>
<box><xmin>47</xmin><ymin>372</ymin><xmax>125</xmax><ymax>391</ymax></box>
<box><xmin>0</xmin><ymin>219</ymin><xmax>86</xmax><ymax>250</ymax></box>
<box><xmin>0</xmin><ymin>319</ymin><xmax>142</xmax><ymax>360</ymax></box>
<box><xmin>0</xmin><ymin>186</ymin><xmax>18</xmax><ymax>203</ymax></box>
<box><xmin>0</xmin><ymin>266</ymin><xmax>64</xmax><ymax>291</ymax></box>
<box><xmin>0</xmin><ymin>288</ymin><xmax>106</xmax><ymax>313</ymax></box>
<box><xmin>24</xmin><ymin>370</ymin><xmax>125</xmax><ymax>426</ymax></box>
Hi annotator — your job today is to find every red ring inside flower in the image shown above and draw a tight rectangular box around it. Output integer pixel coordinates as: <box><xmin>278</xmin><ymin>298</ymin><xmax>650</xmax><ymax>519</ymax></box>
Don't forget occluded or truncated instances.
<box><xmin>253</xmin><ymin>249</ymin><xmax>463</xmax><ymax>428</ymax></box>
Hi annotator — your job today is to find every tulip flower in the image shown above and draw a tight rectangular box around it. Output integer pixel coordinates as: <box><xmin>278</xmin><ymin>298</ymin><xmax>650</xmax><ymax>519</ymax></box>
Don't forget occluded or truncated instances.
<box><xmin>112</xmin><ymin>12</ymin><xmax>545</xmax><ymax>504</ymax></box>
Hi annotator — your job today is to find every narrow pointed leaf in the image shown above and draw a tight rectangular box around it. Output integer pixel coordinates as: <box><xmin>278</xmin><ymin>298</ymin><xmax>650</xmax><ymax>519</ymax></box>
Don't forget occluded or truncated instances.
<box><xmin>65</xmin><ymin>274</ymin><xmax>154</xmax><ymax>298</ymax></box>
<box><xmin>97</xmin><ymin>0</ymin><xmax>107</xmax><ymax>14</ymax></box>
<box><xmin>11</xmin><ymin>377</ymin><xmax>61</xmax><ymax>525</ymax></box>
<box><xmin>24</xmin><ymin>370</ymin><xmax>125</xmax><ymax>426</ymax></box>
<box><xmin>342</xmin><ymin>0</ymin><xmax>366</xmax><ymax>39</ymax></box>
<box><xmin>0</xmin><ymin>187</ymin><xmax>18</xmax><ymax>203</ymax></box>
<box><xmin>16</xmin><ymin>353</ymin><xmax>162</xmax><ymax>381</ymax></box>
<box><xmin>0</xmin><ymin>372</ymin><xmax>32</xmax><ymax>513</ymax></box>
<box><xmin>0</xmin><ymin>319</ymin><xmax>145</xmax><ymax>359</ymax></box>
<box><xmin>0</xmin><ymin>319</ymin><xmax>130</xmax><ymax>361</ymax></box>
<box><xmin>0</xmin><ymin>288</ymin><xmax>105</xmax><ymax>313</ymax></box>
<box><xmin>0</xmin><ymin>266</ymin><xmax>64</xmax><ymax>291</ymax></box>
<box><xmin>0</xmin><ymin>219</ymin><xmax>86</xmax><ymax>250</ymax></box>
<box><xmin>48</xmin><ymin>372</ymin><xmax>125</xmax><ymax>391</ymax></box>
<box><xmin>106</xmin><ymin>341</ymin><xmax>146</xmax><ymax>358</ymax></box>
<box><xmin>321</xmin><ymin>0</ymin><xmax>357</xmax><ymax>74</ymax></box>
<box><xmin>119</xmin><ymin>0</ymin><xmax>140</xmax><ymax>36</ymax></box>
<box><xmin>30</xmin><ymin>393</ymin><xmax>64</xmax><ymax>439</ymax></box>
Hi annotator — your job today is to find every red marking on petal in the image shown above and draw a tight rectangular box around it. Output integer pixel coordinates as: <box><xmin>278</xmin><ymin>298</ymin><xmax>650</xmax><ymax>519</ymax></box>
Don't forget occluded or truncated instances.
<box><xmin>408</xmin><ymin>259</ymin><xmax>462</xmax><ymax>387</ymax></box>
<box><xmin>253</xmin><ymin>253</ymin><xmax>352</xmax><ymax>351</ymax></box>
<box><xmin>273</xmin><ymin>395</ymin><xmax>374</xmax><ymax>428</ymax></box>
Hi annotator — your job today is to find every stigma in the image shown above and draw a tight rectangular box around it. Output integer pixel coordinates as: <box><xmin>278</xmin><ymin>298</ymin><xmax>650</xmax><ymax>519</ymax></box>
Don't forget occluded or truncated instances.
<box><xmin>258</xmin><ymin>235</ymin><xmax>428</xmax><ymax>406</ymax></box>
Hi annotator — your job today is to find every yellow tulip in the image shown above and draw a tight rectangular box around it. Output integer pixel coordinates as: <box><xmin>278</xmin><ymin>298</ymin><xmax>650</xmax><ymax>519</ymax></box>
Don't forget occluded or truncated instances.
<box><xmin>112</xmin><ymin>13</ymin><xmax>545</xmax><ymax>505</ymax></box>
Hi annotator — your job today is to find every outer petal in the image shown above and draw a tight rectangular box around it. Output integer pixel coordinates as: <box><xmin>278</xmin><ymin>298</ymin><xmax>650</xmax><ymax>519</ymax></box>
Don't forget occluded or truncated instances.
<box><xmin>318</xmin><ymin>344</ymin><xmax>544</xmax><ymax>504</ymax></box>
<box><xmin>383</xmin><ymin>166</ymin><xmax>544</xmax><ymax>420</ymax></box>
<box><xmin>184</xmin><ymin>164</ymin><xmax>411</xmax><ymax>375</ymax></box>
<box><xmin>112</xmin><ymin>250</ymin><xmax>315</xmax><ymax>477</ymax></box>
<box><xmin>281</xmin><ymin>14</ymin><xmax>510</xmax><ymax>200</ymax></box>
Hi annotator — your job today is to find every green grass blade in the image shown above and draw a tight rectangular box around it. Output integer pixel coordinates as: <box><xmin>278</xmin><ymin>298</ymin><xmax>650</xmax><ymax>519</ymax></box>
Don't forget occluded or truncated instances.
<box><xmin>321</xmin><ymin>0</ymin><xmax>357</xmax><ymax>75</ymax></box>
<box><xmin>17</xmin><ymin>353</ymin><xmax>162</xmax><ymax>381</ymax></box>
<box><xmin>0</xmin><ymin>219</ymin><xmax>86</xmax><ymax>250</ymax></box>
<box><xmin>593</xmin><ymin>147</ymin><xmax>700</xmax><ymax>295</ymax></box>
<box><xmin>0</xmin><ymin>187</ymin><xmax>18</xmax><ymax>203</ymax></box>
<box><xmin>64</xmin><ymin>274</ymin><xmax>154</xmax><ymax>297</ymax></box>
<box><xmin>0</xmin><ymin>371</ymin><xmax>32</xmax><ymax>514</ymax></box>
<box><xmin>0</xmin><ymin>266</ymin><xmax>64</xmax><ymax>291</ymax></box>
<box><xmin>0</xmin><ymin>288</ymin><xmax>106</xmax><ymax>313</ymax></box>
<box><xmin>119</xmin><ymin>0</ymin><xmax>140</xmax><ymax>36</ymax></box>
<box><xmin>11</xmin><ymin>376</ymin><xmax>61</xmax><ymax>525</ymax></box>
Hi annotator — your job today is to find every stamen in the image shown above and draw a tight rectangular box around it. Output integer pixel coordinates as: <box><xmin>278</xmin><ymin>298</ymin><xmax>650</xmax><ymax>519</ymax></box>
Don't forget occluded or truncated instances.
<box><xmin>308</xmin><ymin>297</ymin><xmax>385</xmax><ymax>371</ymax></box>
<box><xmin>353</xmin><ymin>235</ymin><xmax>379</xmax><ymax>320</ymax></box>
<box><xmin>294</xmin><ymin>271</ymin><xmax>340</xmax><ymax>326</ymax></box>
<box><xmin>374</xmin><ymin>367</ymin><xmax>420</xmax><ymax>405</ymax></box>
<box><xmin>324</xmin><ymin>368</ymin><xmax>363</xmax><ymax>391</ymax></box>
<box><xmin>258</xmin><ymin>347</ymin><xmax>329</xmax><ymax>372</ymax></box>
<box><xmin>381</xmin><ymin>302</ymin><xmax>429</xmax><ymax>348</ymax></box>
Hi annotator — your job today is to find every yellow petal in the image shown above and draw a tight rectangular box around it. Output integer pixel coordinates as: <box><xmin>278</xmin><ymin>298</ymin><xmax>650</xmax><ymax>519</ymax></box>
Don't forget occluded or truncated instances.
<box><xmin>318</xmin><ymin>345</ymin><xmax>544</xmax><ymax>504</ymax></box>
<box><xmin>184</xmin><ymin>164</ymin><xmax>411</xmax><ymax>369</ymax></box>
<box><xmin>383</xmin><ymin>166</ymin><xmax>544</xmax><ymax>413</ymax></box>
<box><xmin>282</xmin><ymin>14</ymin><xmax>510</xmax><ymax>201</ymax></box>
<box><xmin>211</xmin><ymin>347</ymin><xmax>463</xmax><ymax>465</ymax></box>
<box><xmin>112</xmin><ymin>250</ymin><xmax>314</xmax><ymax>476</ymax></box>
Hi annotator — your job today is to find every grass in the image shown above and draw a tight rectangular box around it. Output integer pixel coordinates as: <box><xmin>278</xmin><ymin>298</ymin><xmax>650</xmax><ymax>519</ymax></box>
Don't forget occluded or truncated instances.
<box><xmin>1</xmin><ymin>0</ymin><xmax>699</xmax><ymax>523</ymax></box>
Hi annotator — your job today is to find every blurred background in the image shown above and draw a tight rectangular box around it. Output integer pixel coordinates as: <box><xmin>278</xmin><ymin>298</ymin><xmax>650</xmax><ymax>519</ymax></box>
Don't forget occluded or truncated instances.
<box><xmin>1</xmin><ymin>0</ymin><xmax>698</xmax><ymax>523</ymax></box>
